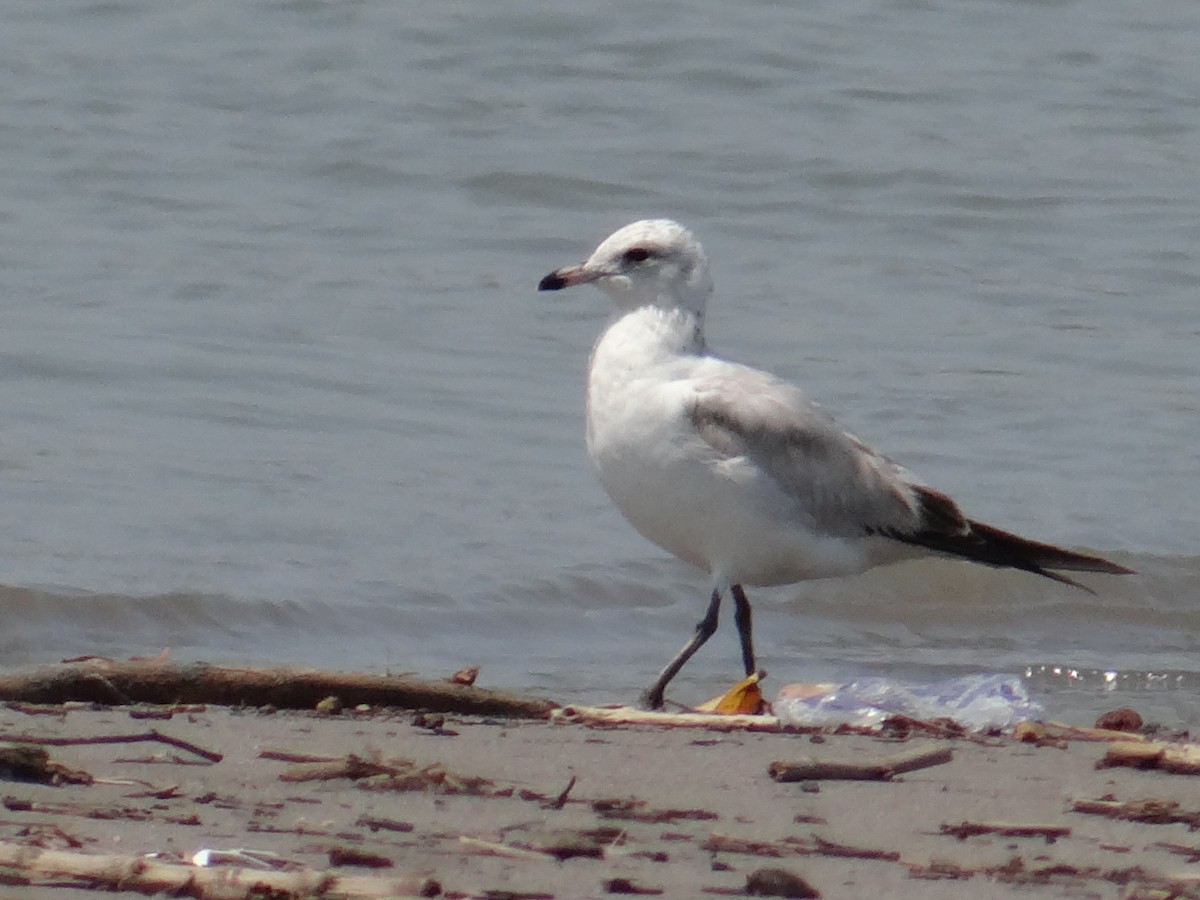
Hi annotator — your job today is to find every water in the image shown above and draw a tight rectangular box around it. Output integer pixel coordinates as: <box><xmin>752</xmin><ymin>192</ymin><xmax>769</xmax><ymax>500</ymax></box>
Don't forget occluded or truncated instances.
<box><xmin>1</xmin><ymin>0</ymin><xmax>1197</xmax><ymax>725</ymax></box>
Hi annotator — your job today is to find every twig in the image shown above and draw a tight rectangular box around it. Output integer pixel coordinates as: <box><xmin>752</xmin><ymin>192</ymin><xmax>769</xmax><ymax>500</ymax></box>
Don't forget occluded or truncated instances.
<box><xmin>940</xmin><ymin>821</ymin><xmax>1071</xmax><ymax>842</ymax></box>
<box><xmin>458</xmin><ymin>835</ymin><xmax>549</xmax><ymax>860</ymax></box>
<box><xmin>545</xmin><ymin>774</ymin><xmax>576</xmax><ymax>810</ymax></box>
<box><xmin>1070</xmin><ymin>797</ymin><xmax>1200</xmax><ymax>828</ymax></box>
<box><xmin>769</xmin><ymin>745</ymin><xmax>952</xmax><ymax>782</ymax></box>
<box><xmin>356</xmin><ymin>815</ymin><xmax>415</xmax><ymax>834</ymax></box>
<box><xmin>0</xmin><ymin>730</ymin><xmax>222</xmax><ymax>764</ymax></box>
<box><xmin>259</xmin><ymin>746</ymin><xmax>341</xmax><ymax>763</ymax></box>
<box><xmin>808</xmin><ymin>835</ymin><xmax>901</xmax><ymax>861</ymax></box>
<box><xmin>700</xmin><ymin>834</ymin><xmax>787</xmax><ymax>857</ymax></box>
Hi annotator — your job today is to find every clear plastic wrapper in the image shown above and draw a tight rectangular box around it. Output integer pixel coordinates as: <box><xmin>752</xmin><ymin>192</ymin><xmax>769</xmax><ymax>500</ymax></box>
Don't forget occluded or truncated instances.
<box><xmin>774</xmin><ymin>673</ymin><xmax>1042</xmax><ymax>730</ymax></box>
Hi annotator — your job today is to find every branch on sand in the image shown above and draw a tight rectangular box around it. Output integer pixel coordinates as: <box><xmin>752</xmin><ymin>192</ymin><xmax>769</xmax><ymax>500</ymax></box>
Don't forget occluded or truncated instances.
<box><xmin>0</xmin><ymin>661</ymin><xmax>557</xmax><ymax>719</ymax></box>
<box><xmin>769</xmin><ymin>745</ymin><xmax>953</xmax><ymax>782</ymax></box>
<box><xmin>0</xmin><ymin>841</ymin><xmax>440</xmax><ymax>899</ymax></box>
<box><xmin>552</xmin><ymin>704</ymin><xmax>791</xmax><ymax>732</ymax></box>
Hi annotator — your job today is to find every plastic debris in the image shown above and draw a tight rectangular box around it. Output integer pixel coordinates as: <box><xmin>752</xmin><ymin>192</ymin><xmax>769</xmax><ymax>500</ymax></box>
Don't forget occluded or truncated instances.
<box><xmin>774</xmin><ymin>673</ymin><xmax>1042</xmax><ymax>730</ymax></box>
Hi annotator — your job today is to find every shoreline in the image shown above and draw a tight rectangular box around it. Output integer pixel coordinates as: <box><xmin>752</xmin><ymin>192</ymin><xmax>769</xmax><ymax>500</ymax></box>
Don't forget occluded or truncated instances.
<box><xmin>3</xmin><ymin>681</ymin><xmax>1200</xmax><ymax>899</ymax></box>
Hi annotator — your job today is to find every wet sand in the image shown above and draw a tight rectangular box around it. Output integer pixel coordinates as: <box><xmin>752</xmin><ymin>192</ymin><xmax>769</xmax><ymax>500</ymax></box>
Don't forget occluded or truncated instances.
<box><xmin>3</xmin><ymin>698</ymin><xmax>1200</xmax><ymax>899</ymax></box>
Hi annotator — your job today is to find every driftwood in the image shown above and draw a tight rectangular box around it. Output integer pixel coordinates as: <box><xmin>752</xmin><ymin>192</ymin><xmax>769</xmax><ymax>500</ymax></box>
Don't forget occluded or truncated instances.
<box><xmin>552</xmin><ymin>705</ymin><xmax>788</xmax><ymax>732</ymax></box>
<box><xmin>0</xmin><ymin>841</ymin><xmax>440</xmax><ymax>899</ymax></box>
<box><xmin>769</xmin><ymin>745</ymin><xmax>953</xmax><ymax>782</ymax></box>
<box><xmin>0</xmin><ymin>661</ymin><xmax>556</xmax><ymax>718</ymax></box>
<box><xmin>1099</xmin><ymin>740</ymin><xmax>1200</xmax><ymax>775</ymax></box>
<box><xmin>1016</xmin><ymin>721</ymin><xmax>1150</xmax><ymax>745</ymax></box>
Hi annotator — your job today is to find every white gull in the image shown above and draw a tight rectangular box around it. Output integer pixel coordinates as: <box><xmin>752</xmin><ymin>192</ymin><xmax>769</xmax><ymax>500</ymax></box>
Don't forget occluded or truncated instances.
<box><xmin>538</xmin><ymin>219</ymin><xmax>1133</xmax><ymax>709</ymax></box>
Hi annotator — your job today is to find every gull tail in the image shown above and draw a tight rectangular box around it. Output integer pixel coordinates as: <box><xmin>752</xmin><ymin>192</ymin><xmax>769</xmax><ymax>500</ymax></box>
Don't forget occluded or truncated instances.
<box><xmin>889</xmin><ymin>486</ymin><xmax>1136</xmax><ymax>593</ymax></box>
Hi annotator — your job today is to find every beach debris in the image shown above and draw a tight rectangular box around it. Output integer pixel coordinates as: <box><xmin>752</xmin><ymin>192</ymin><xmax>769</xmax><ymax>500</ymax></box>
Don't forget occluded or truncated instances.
<box><xmin>701</xmin><ymin>833</ymin><xmax>787</xmax><ymax>858</ymax></box>
<box><xmin>449</xmin><ymin>665</ymin><xmax>480</xmax><ymax>686</ymax></box>
<box><xmin>553</xmin><ymin>705</ymin><xmax>791</xmax><ymax>732</ymax></box>
<box><xmin>1150</xmin><ymin>840</ymin><xmax>1200</xmax><ymax>862</ymax></box>
<box><xmin>458</xmin><ymin>835</ymin><xmax>551</xmax><ymax>860</ymax></box>
<box><xmin>316</xmin><ymin>695</ymin><xmax>344</xmax><ymax>715</ymax></box>
<box><xmin>0</xmin><ymin>840</ymin><xmax>441</xmax><ymax>898</ymax></box>
<box><xmin>0</xmin><ymin>659</ymin><xmax>557</xmax><ymax>718</ymax></box>
<box><xmin>744</xmin><ymin>866</ymin><xmax>821</xmax><ymax>898</ymax></box>
<box><xmin>412</xmin><ymin>711</ymin><xmax>460</xmax><ymax>735</ymax></box>
<box><xmin>193</xmin><ymin>847</ymin><xmax>296</xmax><ymax>870</ymax></box>
<box><xmin>1098</xmin><ymin>740</ymin><xmax>1200</xmax><ymax>775</ymax></box>
<box><xmin>528</xmin><ymin>830</ymin><xmax>605</xmax><ymax>860</ymax></box>
<box><xmin>278</xmin><ymin>752</ymin><xmax>397</xmax><ymax>783</ymax></box>
<box><xmin>603</xmin><ymin>876</ymin><xmax>664</xmax><ymax>894</ymax></box>
<box><xmin>795</xmin><ymin>835</ymin><xmax>900</xmax><ymax>862</ymax></box>
<box><xmin>768</xmin><ymin>744</ymin><xmax>952</xmax><ymax>782</ymax></box>
<box><xmin>695</xmin><ymin>671</ymin><xmax>769</xmax><ymax>715</ymax></box>
<box><xmin>879</xmin><ymin>714</ymin><xmax>965</xmax><ymax>740</ymax></box>
<box><xmin>9</xmin><ymin>822</ymin><xmax>86</xmax><ymax>850</ymax></box>
<box><xmin>939</xmin><ymin>821</ymin><xmax>1071</xmax><ymax>843</ymax></box>
<box><xmin>356</xmin><ymin>814</ymin><xmax>416</xmax><ymax>833</ymax></box>
<box><xmin>128</xmin><ymin>707</ymin><xmax>175</xmax><ymax>720</ymax></box>
<box><xmin>259</xmin><ymin>746</ymin><xmax>341</xmax><ymax>763</ymax></box>
<box><xmin>1070</xmin><ymin>796</ymin><xmax>1200</xmax><ymax>828</ymax></box>
<box><xmin>277</xmin><ymin>752</ymin><xmax>497</xmax><ymax>794</ymax></box>
<box><xmin>329</xmin><ymin>845</ymin><xmax>395</xmax><ymax>868</ymax></box>
<box><xmin>775</xmin><ymin>673</ymin><xmax>1039</xmax><ymax>731</ymax></box>
<box><xmin>544</xmin><ymin>773</ymin><xmax>576</xmax><ymax>809</ymax></box>
<box><xmin>1045</xmin><ymin>721</ymin><xmax>1151</xmax><ymax>743</ymax></box>
<box><xmin>907</xmin><ymin>859</ymin><xmax>974</xmax><ymax>880</ymax></box>
<box><xmin>1095</xmin><ymin>707</ymin><xmax>1144</xmax><ymax>732</ymax></box>
<box><xmin>0</xmin><ymin>728</ymin><xmax>222</xmax><ymax>764</ymax></box>
<box><xmin>592</xmin><ymin>798</ymin><xmax>719</xmax><ymax>823</ymax></box>
<box><xmin>0</xmin><ymin>742</ymin><xmax>92</xmax><ymax>785</ymax></box>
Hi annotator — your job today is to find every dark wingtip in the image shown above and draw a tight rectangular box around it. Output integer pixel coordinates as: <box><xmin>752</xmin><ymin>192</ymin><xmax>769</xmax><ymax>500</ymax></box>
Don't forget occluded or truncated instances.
<box><xmin>538</xmin><ymin>271</ymin><xmax>567</xmax><ymax>291</ymax></box>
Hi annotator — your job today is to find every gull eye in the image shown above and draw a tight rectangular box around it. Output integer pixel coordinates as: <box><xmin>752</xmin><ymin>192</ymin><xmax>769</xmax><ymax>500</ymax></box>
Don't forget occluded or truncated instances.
<box><xmin>622</xmin><ymin>247</ymin><xmax>652</xmax><ymax>264</ymax></box>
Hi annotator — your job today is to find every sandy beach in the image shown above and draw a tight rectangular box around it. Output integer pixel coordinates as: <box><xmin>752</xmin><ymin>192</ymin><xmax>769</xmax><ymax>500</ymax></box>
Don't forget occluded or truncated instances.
<box><xmin>2</xmin><ymin>673</ymin><xmax>1200</xmax><ymax>899</ymax></box>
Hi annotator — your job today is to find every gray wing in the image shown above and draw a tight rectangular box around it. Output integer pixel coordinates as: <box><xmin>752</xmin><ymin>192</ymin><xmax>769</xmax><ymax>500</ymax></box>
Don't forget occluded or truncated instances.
<box><xmin>687</xmin><ymin>366</ymin><xmax>1133</xmax><ymax>587</ymax></box>
<box><xmin>686</xmin><ymin>366</ymin><xmax>950</xmax><ymax>538</ymax></box>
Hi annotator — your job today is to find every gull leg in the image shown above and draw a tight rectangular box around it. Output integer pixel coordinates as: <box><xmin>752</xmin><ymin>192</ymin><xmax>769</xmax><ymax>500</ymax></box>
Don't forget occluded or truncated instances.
<box><xmin>731</xmin><ymin>584</ymin><xmax>755</xmax><ymax>676</ymax></box>
<box><xmin>640</xmin><ymin>589</ymin><xmax>722</xmax><ymax>710</ymax></box>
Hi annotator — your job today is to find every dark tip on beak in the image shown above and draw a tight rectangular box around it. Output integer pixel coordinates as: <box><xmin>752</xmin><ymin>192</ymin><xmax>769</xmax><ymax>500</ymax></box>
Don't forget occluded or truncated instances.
<box><xmin>538</xmin><ymin>271</ymin><xmax>568</xmax><ymax>291</ymax></box>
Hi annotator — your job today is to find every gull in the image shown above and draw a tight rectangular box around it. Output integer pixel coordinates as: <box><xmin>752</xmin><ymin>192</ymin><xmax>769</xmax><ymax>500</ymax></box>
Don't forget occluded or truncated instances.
<box><xmin>538</xmin><ymin>219</ymin><xmax>1134</xmax><ymax>710</ymax></box>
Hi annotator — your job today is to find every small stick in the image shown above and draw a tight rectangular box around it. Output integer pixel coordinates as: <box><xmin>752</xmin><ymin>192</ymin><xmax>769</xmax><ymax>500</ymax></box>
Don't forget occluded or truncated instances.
<box><xmin>545</xmin><ymin>774</ymin><xmax>576</xmax><ymax>810</ymax></box>
<box><xmin>808</xmin><ymin>835</ymin><xmax>900</xmax><ymax>861</ymax></box>
<box><xmin>355</xmin><ymin>815</ymin><xmax>415</xmax><ymax>834</ymax></box>
<box><xmin>458</xmin><ymin>836</ymin><xmax>549</xmax><ymax>860</ymax></box>
<box><xmin>700</xmin><ymin>834</ymin><xmax>786</xmax><ymax>857</ymax></box>
<box><xmin>1070</xmin><ymin>797</ymin><xmax>1200</xmax><ymax>827</ymax></box>
<box><xmin>940</xmin><ymin>821</ymin><xmax>1071</xmax><ymax>842</ymax></box>
<box><xmin>884</xmin><ymin>745</ymin><xmax>954</xmax><ymax>775</ymax></box>
<box><xmin>259</xmin><ymin>747</ymin><xmax>341</xmax><ymax>763</ymax></box>
<box><xmin>769</xmin><ymin>745</ymin><xmax>952</xmax><ymax>782</ymax></box>
<box><xmin>0</xmin><ymin>730</ymin><xmax>222</xmax><ymax>764</ymax></box>
<box><xmin>769</xmin><ymin>758</ymin><xmax>890</xmax><ymax>781</ymax></box>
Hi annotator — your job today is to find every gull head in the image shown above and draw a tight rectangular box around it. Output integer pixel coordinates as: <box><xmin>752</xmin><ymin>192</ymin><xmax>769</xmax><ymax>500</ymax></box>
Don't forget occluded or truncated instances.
<box><xmin>538</xmin><ymin>219</ymin><xmax>713</xmax><ymax>315</ymax></box>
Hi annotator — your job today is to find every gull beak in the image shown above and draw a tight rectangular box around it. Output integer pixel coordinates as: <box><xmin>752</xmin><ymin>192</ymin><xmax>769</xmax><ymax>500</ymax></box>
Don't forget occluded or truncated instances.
<box><xmin>538</xmin><ymin>264</ymin><xmax>600</xmax><ymax>291</ymax></box>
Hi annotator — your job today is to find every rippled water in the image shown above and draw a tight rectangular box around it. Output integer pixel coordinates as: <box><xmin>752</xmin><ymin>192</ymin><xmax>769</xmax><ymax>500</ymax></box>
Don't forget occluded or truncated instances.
<box><xmin>1</xmin><ymin>0</ymin><xmax>1197</xmax><ymax>724</ymax></box>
